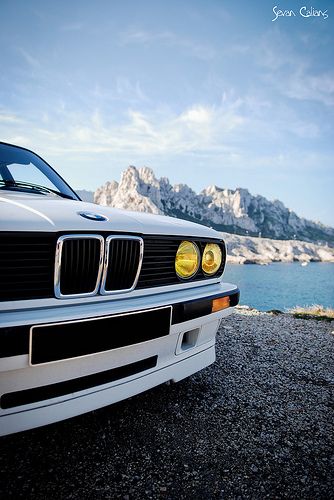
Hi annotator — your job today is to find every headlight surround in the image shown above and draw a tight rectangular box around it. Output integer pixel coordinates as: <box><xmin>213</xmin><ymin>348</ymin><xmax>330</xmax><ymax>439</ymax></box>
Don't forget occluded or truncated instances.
<box><xmin>201</xmin><ymin>243</ymin><xmax>222</xmax><ymax>276</ymax></box>
<box><xmin>175</xmin><ymin>240</ymin><xmax>200</xmax><ymax>279</ymax></box>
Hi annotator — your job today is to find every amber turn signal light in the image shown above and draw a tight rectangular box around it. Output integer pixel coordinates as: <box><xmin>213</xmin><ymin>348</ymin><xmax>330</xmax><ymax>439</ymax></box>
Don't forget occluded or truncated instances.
<box><xmin>211</xmin><ymin>296</ymin><xmax>230</xmax><ymax>313</ymax></box>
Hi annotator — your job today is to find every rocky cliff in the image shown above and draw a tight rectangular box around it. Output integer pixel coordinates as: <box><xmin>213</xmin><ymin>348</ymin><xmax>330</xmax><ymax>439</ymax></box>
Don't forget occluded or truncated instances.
<box><xmin>223</xmin><ymin>233</ymin><xmax>334</xmax><ymax>264</ymax></box>
<box><xmin>94</xmin><ymin>166</ymin><xmax>334</xmax><ymax>244</ymax></box>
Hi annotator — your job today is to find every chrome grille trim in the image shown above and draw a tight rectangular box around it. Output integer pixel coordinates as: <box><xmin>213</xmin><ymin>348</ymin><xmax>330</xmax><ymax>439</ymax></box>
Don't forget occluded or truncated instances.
<box><xmin>54</xmin><ymin>234</ymin><xmax>105</xmax><ymax>299</ymax></box>
<box><xmin>100</xmin><ymin>235</ymin><xmax>144</xmax><ymax>295</ymax></box>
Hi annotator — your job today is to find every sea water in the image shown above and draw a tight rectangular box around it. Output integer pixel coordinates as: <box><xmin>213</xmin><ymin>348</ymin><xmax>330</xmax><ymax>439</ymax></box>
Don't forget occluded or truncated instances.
<box><xmin>223</xmin><ymin>262</ymin><xmax>334</xmax><ymax>311</ymax></box>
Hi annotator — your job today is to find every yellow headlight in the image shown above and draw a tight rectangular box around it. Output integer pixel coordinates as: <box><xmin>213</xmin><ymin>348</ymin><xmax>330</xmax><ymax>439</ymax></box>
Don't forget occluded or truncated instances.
<box><xmin>202</xmin><ymin>243</ymin><xmax>222</xmax><ymax>275</ymax></box>
<box><xmin>175</xmin><ymin>241</ymin><xmax>200</xmax><ymax>279</ymax></box>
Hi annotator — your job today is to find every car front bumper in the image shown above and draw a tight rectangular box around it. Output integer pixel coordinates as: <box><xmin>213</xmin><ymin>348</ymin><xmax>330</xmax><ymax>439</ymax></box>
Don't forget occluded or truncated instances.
<box><xmin>0</xmin><ymin>281</ymin><xmax>239</xmax><ymax>436</ymax></box>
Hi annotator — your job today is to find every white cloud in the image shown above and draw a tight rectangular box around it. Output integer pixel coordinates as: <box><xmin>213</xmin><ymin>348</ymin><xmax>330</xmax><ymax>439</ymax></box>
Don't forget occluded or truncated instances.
<box><xmin>4</xmin><ymin>135</ymin><xmax>31</xmax><ymax>146</ymax></box>
<box><xmin>120</xmin><ymin>29</ymin><xmax>216</xmax><ymax>60</ymax></box>
<box><xmin>0</xmin><ymin>103</ymin><xmax>245</xmax><ymax>158</ymax></box>
<box><xmin>18</xmin><ymin>48</ymin><xmax>40</xmax><ymax>68</ymax></box>
<box><xmin>0</xmin><ymin>112</ymin><xmax>23</xmax><ymax>123</ymax></box>
<box><xmin>179</xmin><ymin>106</ymin><xmax>212</xmax><ymax>125</ymax></box>
<box><xmin>115</xmin><ymin>77</ymin><xmax>149</xmax><ymax>102</ymax></box>
<box><xmin>92</xmin><ymin>78</ymin><xmax>149</xmax><ymax>104</ymax></box>
<box><xmin>0</xmin><ymin>92</ymin><xmax>326</xmax><ymax>171</ymax></box>
<box><xmin>256</xmin><ymin>30</ymin><xmax>334</xmax><ymax>107</ymax></box>
<box><xmin>282</xmin><ymin>72</ymin><xmax>334</xmax><ymax>107</ymax></box>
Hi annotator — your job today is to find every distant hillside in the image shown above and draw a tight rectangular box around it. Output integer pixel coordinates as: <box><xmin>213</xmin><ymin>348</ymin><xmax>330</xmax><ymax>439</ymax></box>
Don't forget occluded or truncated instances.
<box><xmin>94</xmin><ymin>166</ymin><xmax>334</xmax><ymax>245</ymax></box>
<box><xmin>223</xmin><ymin>233</ymin><xmax>334</xmax><ymax>264</ymax></box>
<box><xmin>75</xmin><ymin>189</ymin><xmax>95</xmax><ymax>203</ymax></box>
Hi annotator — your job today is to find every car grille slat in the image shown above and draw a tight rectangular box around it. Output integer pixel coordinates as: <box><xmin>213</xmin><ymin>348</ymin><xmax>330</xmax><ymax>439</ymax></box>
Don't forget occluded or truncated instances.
<box><xmin>0</xmin><ymin>234</ymin><xmax>226</xmax><ymax>301</ymax></box>
<box><xmin>136</xmin><ymin>238</ymin><xmax>179</xmax><ymax>288</ymax></box>
<box><xmin>0</xmin><ymin>235</ymin><xmax>55</xmax><ymax>301</ymax></box>
<box><xmin>103</xmin><ymin>238</ymin><xmax>141</xmax><ymax>292</ymax></box>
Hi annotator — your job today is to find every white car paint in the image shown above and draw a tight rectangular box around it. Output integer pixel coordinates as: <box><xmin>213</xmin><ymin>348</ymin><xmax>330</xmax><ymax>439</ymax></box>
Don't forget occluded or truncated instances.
<box><xmin>0</xmin><ymin>190</ymin><xmax>219</xmax><ymax>237</ymax></box>
<box><xmin>0</xmin><ymin>186</ymin><xmax>238</xmax><ymax>436</ymax></box>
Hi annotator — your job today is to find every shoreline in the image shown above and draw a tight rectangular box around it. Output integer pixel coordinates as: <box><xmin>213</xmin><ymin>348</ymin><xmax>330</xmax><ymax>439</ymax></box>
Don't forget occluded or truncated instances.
<box><xmin>235</xmin><ymin>304</ymin><xmax>334</xmax><ymax>321</ymax></box>
<box><xmin>223</xmin><ymin>232</ymin><xmax>334</xmax><ymax>265</ymax></box>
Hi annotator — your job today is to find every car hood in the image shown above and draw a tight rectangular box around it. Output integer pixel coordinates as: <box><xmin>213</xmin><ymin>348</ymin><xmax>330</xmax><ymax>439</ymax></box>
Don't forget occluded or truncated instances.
<box><xmin>0</xmin><ymin>191</ymin><xmax>221</xmax><ymax>239</ymax></box>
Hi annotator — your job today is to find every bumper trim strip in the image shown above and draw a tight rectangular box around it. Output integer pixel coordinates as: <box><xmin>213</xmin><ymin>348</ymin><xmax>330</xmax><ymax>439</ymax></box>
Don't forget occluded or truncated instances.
<box><xmin>0</xmin><ymin>289</ymin><xmax>240</xmax><ymax>359</ymax></box>
<box><xmin>1</xmin><ymin>356</ymin><xmax>158</xmax><ymax>409</ymax></box>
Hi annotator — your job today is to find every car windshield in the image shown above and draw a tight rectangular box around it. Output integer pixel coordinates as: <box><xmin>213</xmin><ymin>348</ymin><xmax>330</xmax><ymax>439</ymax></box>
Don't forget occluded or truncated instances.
<box><xmin>0</xmin><ymin>143</ymin><xmax>78</xmax><ymax>200</ymax></box>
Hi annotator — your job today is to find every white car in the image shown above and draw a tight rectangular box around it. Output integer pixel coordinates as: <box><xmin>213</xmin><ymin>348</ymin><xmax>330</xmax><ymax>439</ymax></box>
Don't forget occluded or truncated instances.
<box><xmin>0</xmin><ymin>142</ymin><xmax>239</xmax><ymax>436</ymax></box>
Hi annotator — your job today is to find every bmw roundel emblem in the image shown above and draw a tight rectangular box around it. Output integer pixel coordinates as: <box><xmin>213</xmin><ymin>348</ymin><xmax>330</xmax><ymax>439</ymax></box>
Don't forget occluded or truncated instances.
<box><xmin>78</xmin><ymin>211</ymin><xmax>109</xmax><ymax>222</ymax></box>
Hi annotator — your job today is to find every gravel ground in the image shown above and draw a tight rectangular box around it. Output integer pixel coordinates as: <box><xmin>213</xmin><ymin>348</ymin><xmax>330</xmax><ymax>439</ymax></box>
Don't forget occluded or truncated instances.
<box><xmin>1</xmin><ymin>308</ymin><xmax>333</xmax><ymax>499</ymax></box>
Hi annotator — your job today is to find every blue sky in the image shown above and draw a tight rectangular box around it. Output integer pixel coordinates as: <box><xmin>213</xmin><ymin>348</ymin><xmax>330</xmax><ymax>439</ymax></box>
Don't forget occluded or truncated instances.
<box><xmin>1</xmin><ymin>0</ymin><xmax>333</xmax><ymax>225</ymax></box>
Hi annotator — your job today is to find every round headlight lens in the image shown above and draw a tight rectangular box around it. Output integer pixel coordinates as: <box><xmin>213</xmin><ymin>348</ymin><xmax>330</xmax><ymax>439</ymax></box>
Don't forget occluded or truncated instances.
<box><xmin>202</xmin><ymin>243</ymin><xmax>222</xmax><ymax>275</ymax></box>
<box><xmin>175</xmin><ymin>241</ymin><xmax>200</xmax><ymax>279</ymax></box>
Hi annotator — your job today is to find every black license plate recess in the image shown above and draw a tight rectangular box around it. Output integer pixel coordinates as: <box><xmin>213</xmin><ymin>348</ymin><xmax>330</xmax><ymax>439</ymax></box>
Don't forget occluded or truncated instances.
<box><xmin>30</xmin><ymin>306</ymin><xmax>171</xmax><ymax>365</ymax></box>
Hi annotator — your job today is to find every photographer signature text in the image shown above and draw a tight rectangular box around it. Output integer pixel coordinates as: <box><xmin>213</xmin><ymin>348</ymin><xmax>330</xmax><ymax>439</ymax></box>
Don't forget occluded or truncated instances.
<box><xmin>272</xmin><ymin>5</ymin><xmax>328</xmax><ymax>21</ymax></box>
